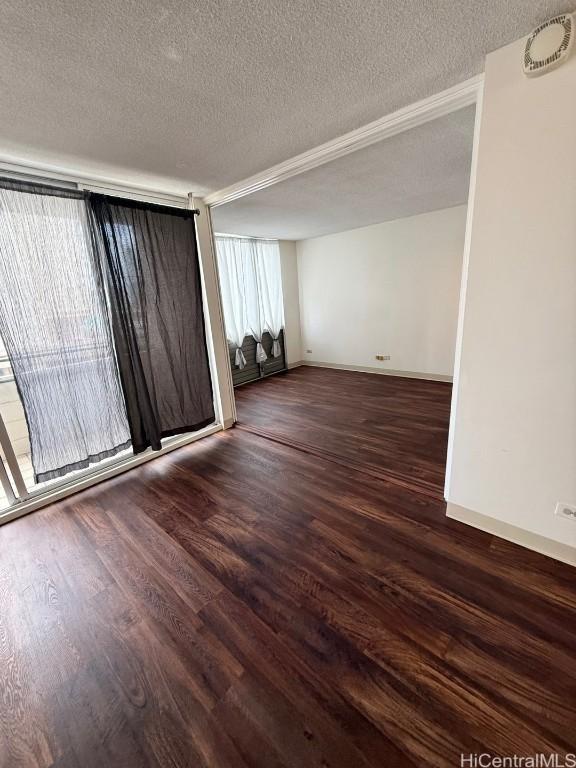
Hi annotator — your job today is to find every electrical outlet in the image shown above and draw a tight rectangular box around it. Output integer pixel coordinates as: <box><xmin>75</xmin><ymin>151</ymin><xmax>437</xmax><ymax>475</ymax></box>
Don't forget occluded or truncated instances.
<box><xmin>375</xmin><ymin>354</ymin><xmax>391</xmax><ymax>361</ymax></box>
<box><xmin>555</xmin><ymin>502</ymin><xmax>576</xmax><ymax>520</ymax></box>
<box><xmin>306</xmin><ymin>349</ymin><xmax>312</xmax><ymax>354</ymax></box>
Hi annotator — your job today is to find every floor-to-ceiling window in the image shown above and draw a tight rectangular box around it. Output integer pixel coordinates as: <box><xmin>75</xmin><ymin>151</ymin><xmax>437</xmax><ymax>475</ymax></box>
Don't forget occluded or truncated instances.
<box><xmin>0</xmin><ymin>178</ymin><xmax>219</xmax><ymax>519</ymax></box>
<box><xmin>215</xmin><ymin>234</ymin><xmax>287</xmax><ymax>387</ymax></box>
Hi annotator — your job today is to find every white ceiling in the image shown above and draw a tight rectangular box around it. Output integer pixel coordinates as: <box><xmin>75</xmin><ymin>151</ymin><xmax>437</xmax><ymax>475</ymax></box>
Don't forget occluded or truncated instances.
<box><xmin>212</xmin><ymin>106</ymin><xmax>476</xmax><ymax>240</ymax></box>
<box><xmin>0</xmin><ymin>0</ymin><xmax>572</xmax><ymax>196</ymax></box>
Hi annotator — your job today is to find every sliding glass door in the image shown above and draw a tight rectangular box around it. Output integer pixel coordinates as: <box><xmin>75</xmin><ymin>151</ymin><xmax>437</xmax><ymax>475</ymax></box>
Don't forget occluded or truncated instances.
<box><xmin>0</xmin><ymin>178</ymin><xmax>219</xmax><ymax>520</ymax></box>
<box><xmin>0</xmin><ymin>332</ymin><xmax>31</xmax><ymax>509</ymax></box>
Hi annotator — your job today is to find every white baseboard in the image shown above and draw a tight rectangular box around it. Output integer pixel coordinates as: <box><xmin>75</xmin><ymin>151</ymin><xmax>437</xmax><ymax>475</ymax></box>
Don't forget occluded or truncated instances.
<box><xmin>286</xmin><ymin>361</ymin><xmax>304</xmax><ymax>370</ymax></box>
<box><xmin>447</xmin><ymin>502</ymin><xmax>576</xmax><ymax>567</ymax></box>
<box><xmin>296</xmin><ymin>360</ymin><xmax>453</xmax><ymax>383</ymax></box>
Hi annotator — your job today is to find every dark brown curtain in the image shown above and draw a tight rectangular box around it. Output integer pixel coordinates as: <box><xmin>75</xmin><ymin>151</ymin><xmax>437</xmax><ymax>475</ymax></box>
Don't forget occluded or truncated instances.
<box><xmin>88</xmin><ymin>194</ymin><xmax>215</xmax><ymax>454</ymax></box>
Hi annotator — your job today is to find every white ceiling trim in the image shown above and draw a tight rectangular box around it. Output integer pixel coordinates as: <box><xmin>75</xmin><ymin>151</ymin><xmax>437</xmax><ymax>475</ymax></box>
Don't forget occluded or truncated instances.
<box><xmin>204</xmin><ymin>74</ymin><xmax>484</xmax><ymax>208</ymax></box>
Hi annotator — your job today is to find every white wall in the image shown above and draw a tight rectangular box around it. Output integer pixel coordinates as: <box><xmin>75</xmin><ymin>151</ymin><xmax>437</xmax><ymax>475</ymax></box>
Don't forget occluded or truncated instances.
<box><xmin>296</xmin><ymin>206</ymin><xmax>467</xmax><ymax>378</ymax></box>
<box><xmin>196</xmin><ymin>198</ymin><xmax>236</xmax><ymax>427</ymax></box>
<box><xmin>279</xmin><ymin>240</ymin><xmax>303</xmax><ymax>366</ymax></box>
<box><xmin>446</xmin><ymin>37</ymin><xmax>576</xmax><ymax>553</ymax></box>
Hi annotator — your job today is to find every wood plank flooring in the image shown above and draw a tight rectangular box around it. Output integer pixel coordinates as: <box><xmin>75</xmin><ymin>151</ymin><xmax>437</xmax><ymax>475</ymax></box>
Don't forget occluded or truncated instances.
<box><xmin>235</xmin><ymin>366</ymin><xmax>452</xmax><ymax>498</ymax></box>
<box><xmin>1</xmin><ymin>369</ymin><xmax>576</xmax><ymax>767</ymax></box>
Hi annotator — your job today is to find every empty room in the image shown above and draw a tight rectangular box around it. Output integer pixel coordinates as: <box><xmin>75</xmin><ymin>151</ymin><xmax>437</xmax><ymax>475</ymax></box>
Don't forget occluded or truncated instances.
<box><xmin>0</xmin><ymin>3</ymin><xmax>575</xmax><ymax>767</ymax></box>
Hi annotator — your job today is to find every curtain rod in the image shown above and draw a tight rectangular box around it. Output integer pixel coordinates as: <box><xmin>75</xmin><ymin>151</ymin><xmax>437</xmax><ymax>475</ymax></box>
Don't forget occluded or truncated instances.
<box><xmin>214</xmin><ymin>232</ymin><xmax>277</xmax><ymax>241</ymax></box>
<box><xmin>0</xmin><ymin>170</ymin><xmax>78</xmax><ymax>192</ymax></box>
<box><xmin>0</xmin><ymin>172</ymin><xmax>201</xmax><ymax>214</ymax></box>
<box><xmin>0</xmin><ymin>162</ymin><xmax>195</xmax><ymax>211</ymax></box>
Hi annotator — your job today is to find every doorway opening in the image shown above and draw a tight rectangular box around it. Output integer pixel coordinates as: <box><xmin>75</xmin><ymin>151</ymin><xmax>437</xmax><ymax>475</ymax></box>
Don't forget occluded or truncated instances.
<box><xmin>210</xmin><ymin>99</ymin><xmax>480</xmax><ymax>500</ymax></box>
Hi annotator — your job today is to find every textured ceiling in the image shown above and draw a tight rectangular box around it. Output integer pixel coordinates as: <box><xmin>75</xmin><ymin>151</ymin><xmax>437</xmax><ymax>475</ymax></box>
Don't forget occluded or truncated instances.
<box><xmin>0</xmin><ymin>0</ymin><xmax>572</xmax><ymax>195</ymax></box>
<box><xmin>212</xmin><ymin>106</ymin><xmax>475</xmax><ymax>240</ymax></box>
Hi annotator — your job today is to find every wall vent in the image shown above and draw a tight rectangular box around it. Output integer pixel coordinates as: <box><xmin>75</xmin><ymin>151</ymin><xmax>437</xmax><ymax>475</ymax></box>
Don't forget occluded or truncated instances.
<box><xmin>523</xmin><ymin>14</ymin><xmax>574</xmax><ymax>77</ymax></box>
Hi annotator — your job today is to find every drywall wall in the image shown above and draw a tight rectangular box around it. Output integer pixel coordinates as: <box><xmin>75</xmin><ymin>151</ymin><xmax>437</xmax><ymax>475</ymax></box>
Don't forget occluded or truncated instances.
<box><xmin>446</xmin><ymin>36</ymin><xmax>576</xmax><ymax>552</ymax></box>
<box><xmin>194</xmin><ymin>198</ymin><xmax>236</xmax><ymax>427</ymax></box>
<box><xmin>279</xmin><ymin>240</ymin><xmax>302</xmax><ymax>366</ymax></box>
<box><xmin>296</xmin><ymin>205</ymin><xmax>466</xmax><ymax>377</ymax></box>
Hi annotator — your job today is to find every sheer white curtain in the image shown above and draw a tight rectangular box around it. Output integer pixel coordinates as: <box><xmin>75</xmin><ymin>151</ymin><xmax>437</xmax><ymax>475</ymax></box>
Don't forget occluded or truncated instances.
<box><xmin>215</xmin><ymin>236</ymin><xmax>285</xmax><ymax>368</ymax></box>
<box><xmin>0</xmin><ymin>182</ymin><xmax>130</xmax><ymax>483</ymax></box>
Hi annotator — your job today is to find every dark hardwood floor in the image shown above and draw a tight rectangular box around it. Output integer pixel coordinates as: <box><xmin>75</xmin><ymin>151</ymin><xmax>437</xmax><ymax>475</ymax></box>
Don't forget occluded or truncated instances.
<box><xmin>235</xmin><ymin>366</ymin><xmax>453</xmax><ymax>498</ymax></box>
<box><xmin>1</xmin><ymin>368</ymin><xmax>576</xmax><ymax>767</ymax></box>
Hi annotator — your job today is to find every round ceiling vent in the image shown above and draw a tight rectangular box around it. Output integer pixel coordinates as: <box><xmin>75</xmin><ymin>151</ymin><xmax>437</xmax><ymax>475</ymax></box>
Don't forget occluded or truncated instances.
<box><xmin>523</xmin><ymin>14</ymin><xmax>574</xmax><ymax>77</ymax></box>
